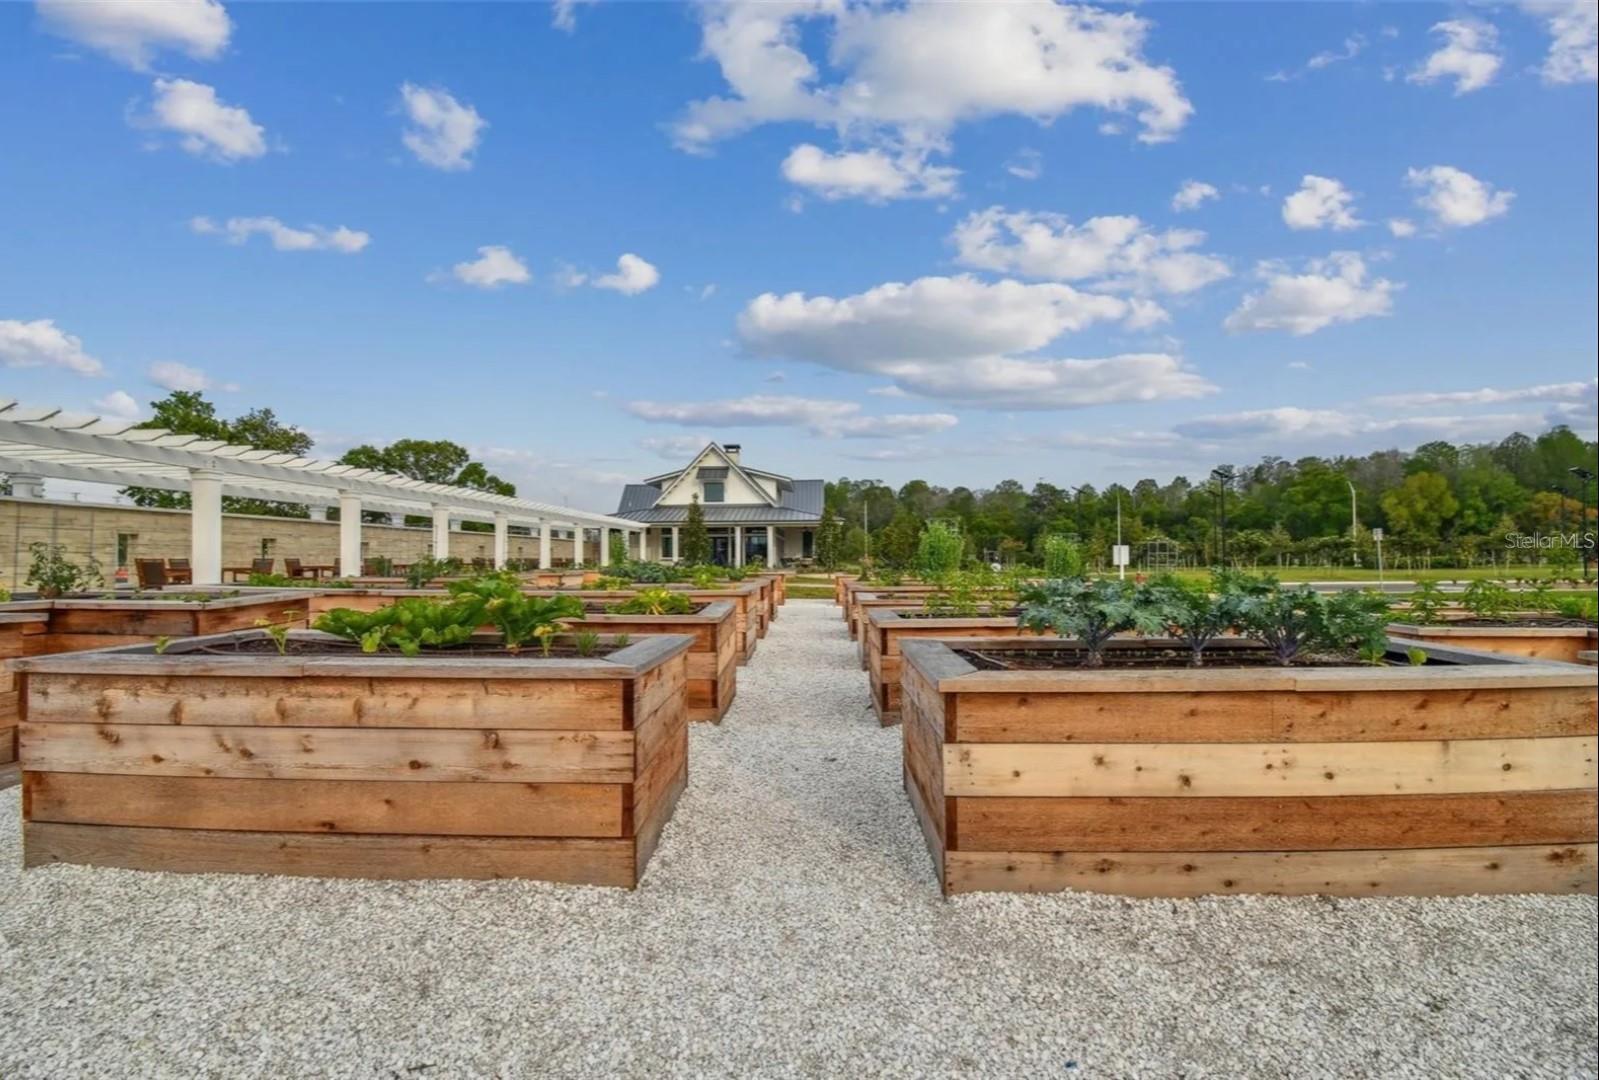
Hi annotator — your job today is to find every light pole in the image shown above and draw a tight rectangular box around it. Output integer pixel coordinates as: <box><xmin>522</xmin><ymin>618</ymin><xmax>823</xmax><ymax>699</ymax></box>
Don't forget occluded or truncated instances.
<box><xmin>1347</xmin><ymin>479</ymin><xmax>1360</xmax><ymax>568</ymax></box>
<box><xmin>1211</xmin><ymin>466</ymin><xmax>1234</xmax><ymax>568</ymax></box>
<box><xmin>1571</xmin><ymin>466</ymin><xmax>1595</xmax><ymax>581</ymax></box>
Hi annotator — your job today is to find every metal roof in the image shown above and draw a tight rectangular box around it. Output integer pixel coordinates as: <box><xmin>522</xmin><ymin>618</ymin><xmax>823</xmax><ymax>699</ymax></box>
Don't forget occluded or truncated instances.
<box><xmin>613</xmin><ymin>477</ymin><xmax>823</xmax><ymax>524</ymax></box>
<box><xmin>0</xmin><ymin>399</ymin><xmax>638</xmax><ymax>530</ymax></box>
<box><xmin>618</xmin><ymin>505</ymin><xmax>822</xmax><ymax>524</ymax></box>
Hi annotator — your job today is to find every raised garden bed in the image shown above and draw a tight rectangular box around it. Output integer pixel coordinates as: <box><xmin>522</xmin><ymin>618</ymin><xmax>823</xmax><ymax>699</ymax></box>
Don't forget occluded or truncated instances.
<box><xmin>1387</xmin><ymin>616</ymin><xmax>1598</xmax><ymax>665</ymax></box>
<box><xmin>900</xmin><ymin>636</ymin><xmax>1597</xmax><ymax>898</ymax></box>
<box><xmin>1</xmin><ymin>591</ymin><xmax>311</xmax><ymax>658</ymax></box>
<box><xmin>846</xmin><ymin>587</ymin><xmax>941</xmax><ymax>642</ymax></box>
<box><xmin>567</xmin><ymin>601</ymin><xmax>738</xmax><ymax>723</ymax></box>
<box><xmin>11</xmin><ymin>630</ymin><xmax>693</xmax><ymax>886</ymax></box>
<box><xmin>1</xmin><ymin>611</ymin><xmax>50</xmax><ymax>768</ymax></box>
<box><xmin>864</xmin><ymin>607</ymin><xmax>1033</xmax><ymax>726</ymax></box>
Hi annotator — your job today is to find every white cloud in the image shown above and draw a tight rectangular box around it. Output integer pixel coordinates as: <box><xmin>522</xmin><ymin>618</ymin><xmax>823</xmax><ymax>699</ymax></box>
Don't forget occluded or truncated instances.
<box><xmin>189</xmin><ymin>215</ymin><xmax>369</xmax><ymax>253</ymax></box>
<box><xmin>592</xmin><ymin>253</ymin><xmax>660</xmax><ymax>295</ymax></box>
<box><xmin>626</xmin><ymin>394</ymin><xmax>958</xmax><ymax>438</ymax></box>
<box><xmin>446</xmin><ymin>245</ymin><xmax>531</xmax><ymax>289</ymax></box>
<box><xmin>93</xmin><ymin>390</ymin><xmax>143</xmax><ymax>420</ymax></box>
<box><xmin>147</xmin><ymin>360</ymin><xmax>238</xmax><ymax>393</ymax></box>
<box><xmin>1387</xmin><ymin>217</ymin><xmax>1417</xmax><ymax>238</ymax></box>
<box><xmin>1224</xmin><ymin>252</ymin><xmax>1398</xmax><ymax>336</ymax></box>
<box><xmin>1281</xmin><ymin>175</ymin><xmax>1362</xmax><ymax>231</ymax></box>
<box><xmin>1171</xmin><ymin>180</ymin><xmax>1219</xmax><ymax>212</ymax></box>
<box><xmin>551</xmin><ymin>0</ymin><xmax>595</xmax><ymax>33</ymax></box>
<box><xmin>780</xmin><ymin>142</ymin><xmax>959</xmax><ymax>201</ymax></box>
<box><xmin>37</xmin><ymin>0</ymin><xmax>230</xmax><ymax>70</ymax></box>
<box><xmin>1521</xmin><ymin>1</ymin><xmax>1597</xmax><ymax>84</ymax></box>
<box><xmin>1405</xmin><ymin>165</ymin><xmax>1514</xmax><ymax>228</ymax></box>
<box><xmin>950</xmin><ymin>207</ymin><xmax>1229</xmax><ymax>296</ymax></box>
<box><xmin>1409</xmin><ymin>19</ymin><xmax>1503</xmax><ymax>95</ymax></box>
<box><xmin>1268</xmin><ymin>32</ymin><xmax>1367</xmax><ymax>81</ymax></box>
<box><xmin>399</xmin><ymin>83</ymin><xmax>485</xmax><ymax>171</ymax></box>
<box><xmin>639</xmin><ymin>433</ymin><xmax>713</xmax><ymax>459</ymax></box>
<box><xmin>1005</xmin><ymin>148</ymin><xmax>1043</xmax><ymax>181</ymax></box>
<box><xmin>1369</xmin><ymin>379</ymin><xmax>1597</xmax><ymax>408</ymax></box>
<box><xmin>0</xmin><ymin>318</ymin><xmax>105</xmax><ymax>376</ymax></box>
<box><xmin>1175</xmin><ymin>406</ymin><xmax>1553</xmax><ymax>445</ymax></box>
<box><xmin>142</xmin><ymin>78</ymin><xmax>265</xmax><ymax>162</ymax></box>
<box><xmin>867</xmin><ymin>385</ymin><xmax>910</xmax><ymax>398</ymax></box>
<box><xmin>737</xmin><ymin>274</ymin><xmax>1214</xmax><ymax>410</ymax></box>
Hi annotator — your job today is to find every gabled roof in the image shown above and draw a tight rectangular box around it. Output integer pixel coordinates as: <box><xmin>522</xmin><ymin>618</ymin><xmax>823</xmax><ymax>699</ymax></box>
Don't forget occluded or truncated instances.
<box><xmin>614</xmin><ymin>478</ymin><xmax>823</xmax><ymax>524</ymax></box>
<box><xmin>649</xmin><ymin>442</ymin><xmax>777</xmax><ymax>508</ymax></box>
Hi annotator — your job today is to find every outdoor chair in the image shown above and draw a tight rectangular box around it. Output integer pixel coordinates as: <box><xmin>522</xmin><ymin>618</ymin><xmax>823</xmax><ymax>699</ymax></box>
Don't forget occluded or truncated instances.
<box><xmin>251</xmin><ymin>557</ymin><xmax>274</xmax><ymax>576</ymax></box>
<box><xmin>284</xmin><ymin>557</ymin><xmax>308</xmax><ymax>579</ymax></box>
<box><xmin>135</xmin><ymin>559</ymin><xmax>168</xmax><ymax>589</ymax></box>
<box><xmin>166</xmin><ymin>558</ymin><xmax>193</xmax><ymax>585</ymax></box>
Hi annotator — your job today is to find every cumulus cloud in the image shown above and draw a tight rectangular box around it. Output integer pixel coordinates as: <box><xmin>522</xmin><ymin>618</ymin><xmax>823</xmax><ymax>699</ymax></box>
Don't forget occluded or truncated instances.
<box><xmin>189</xmin><ymin>215</ymin><xmax>369</xmax><ymax>253</ymax></box>
<box><xmin>1171</xmin><ymin>180</ymin><xmax>1219</xmax><ymax>212</ymax></box>
<box><xmin>736</xmin><ymin>274</ymin><xmax>1215</xmax><ymax>410</ymax></box>
<box><xmin>1224</xmin><ymin>252</ymin><xmax>1398</xmax><ymax>336</ymax></box>
<box><xmin>639</xmin><ymin>433</ymin><xmax>714</xmax><ymax>459</ymax></box>
<box><xmin>400</xmin><ymin>83</ymin><xmax>485</xmax><ymax>171</ymax></box>
<box><xmin>0</xmin><ymin>318</ymin><xmax>105</xmax><ymax>376</ymax></box>
<box><xmin>1521</xmin><ymin>0</ymin><xmax>1597</xmax><ymax>83</ymax></box>
<box><xmin>37</xmin><ymin>0</ymin><xmax>230</xmax><ymax>70</ymax></box>
<box><xmin>592</xmin><ymin>254</ymin><xmax>661</xmax><ymax>295</ymax></box>
<box><xmin>147</xmin><ymin>360</ymin><xmax>238</xmax><ymax>393</ymax></box>
<box><xmin>1405</xmin><ymin>165</ymin><xmax>1513</xmax><ymax>228</ymax></box>
<box><xmin>626</xmin><ymin>394</ymin><xmax>958</xmax><ymax>438</ymax></box>
<box><xmin>1175</xmin><ymin>406</ymin><xmax>1552</xmax><ymax>445</ymax></box>
<box><xmin>141</xmin><ymin>78</ymin><xmax>265</xmax><ymax>162</ymax></box>
<box><xmin>1369</xmin><ymin>379</ymin><xmax>1597</xmax><ymax>408</ymax></box>
<box><xmin>93</xmin><ymin>390</ymin><xmax>144</xmax><ymax>421</ymax></box>
<box><xmin>1387</xmin><ymin>218</ymin><xmax>1417</xmax><ymax>238</ymax></box>
<box><xmin>1281</xmin><ymin>175</ymin><xmax>1362</xmax><ymax>231</ymax></box>
<box><xmin>780</xmin><ymin>143</ymin><xmax>958</xmax><ymax>201</ymax></box>
<box><xmin>445</xmin><ymin>245</ymin><xmax>531</xmax><ymax>289</ymax></box>
<box><xmin>950</xmin><ymin>208</ymin><xmax>1229</xmax><ymax>297</ymax></box>
<box><xmin>1409</xmin><ymin>19</ymin><xmax>1503</xmax><ymax>94</ymax></box>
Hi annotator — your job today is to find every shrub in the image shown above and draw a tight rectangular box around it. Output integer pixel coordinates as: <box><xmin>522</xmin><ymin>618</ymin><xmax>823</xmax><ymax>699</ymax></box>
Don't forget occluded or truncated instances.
<box><xmin>1405</xmin><ymin>580</ymin><xmax>1449</xmax><ymax>625</ymax></box>
<box><xmin>914</xmin><ymin>521</ymin><xmax>964</xmax><ymax>583</ymax></box>
<box><xmin>1461</xmin><ymin>579</ymin><xmax>1514</xmax><ymax>620</ymax></box>
<box><xmin>609</xmin><ymin>588</ymin><xmax>696</xmax><ymax>616</ymax></box>
<box><xmin>1041</xmin><ymin>535</ymin><xmax>1085</xmax><ymax>580</ymax></box>
<box><xmin>26</xmin><ymin>542</ymin><xmax>102</xmax><ymax>598</ymax></box>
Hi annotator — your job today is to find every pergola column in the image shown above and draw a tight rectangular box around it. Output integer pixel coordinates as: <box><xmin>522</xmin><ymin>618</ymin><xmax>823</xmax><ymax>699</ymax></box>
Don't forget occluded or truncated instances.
<box><xmin>8</xmin><ymin>473</ymin><xmax>45</xmax><ymax>499</ymax></box>
<box><xmin>671</xmin><ymin>525</ymin><xmax>680</xmax><ymax>562</ymax></box>
<box><xmin>538</xmin><ymin>520</ymin><xmax>552</xmax><ymax>569</ymax></box>
<box><xmin>766</xmin><ymin>524</ymin><xmax>777</xmax><ymax>568</ymax></box>
<box><xmin>189</xmin><ymin>468</ymin><xmax>224</xmax><ymax>585</ymax></box>
<box><xmin>431</xmin><ymin>504</ymin><xmax>451</xmax><ymax>560</ymax></box>
<box><xmin>599</xmin><ymin>527</ymin><xmax>611</xmax><ymax>567</ymax></box>
<box><xmin>572</xmin><ymin>526</ymin><xmax>584</xmax><ymax>567</ymax></box>
<box><xmin>338</xmin><ymin>492</ymin><xmax>362</xmax><ymax>577</ymax></box>
<box><xmin>493</xmin><ymin>513</ymin><xmax>510</xmax><ymax>570</ymax></box>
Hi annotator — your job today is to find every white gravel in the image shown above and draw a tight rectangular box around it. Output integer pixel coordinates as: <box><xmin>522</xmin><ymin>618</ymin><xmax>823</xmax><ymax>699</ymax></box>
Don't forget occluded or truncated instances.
<box><xmin>2</xmin><ymin>599</ymin><xmax>1595</xmax><ymax>1078</ymax></box>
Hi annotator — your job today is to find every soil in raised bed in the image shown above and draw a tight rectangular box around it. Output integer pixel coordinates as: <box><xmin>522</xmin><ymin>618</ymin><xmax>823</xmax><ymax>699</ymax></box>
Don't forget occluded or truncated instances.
<box><xmin>898</xmin><ymin>608</ymin><xmax>1023</xmax><ymax>619</ymax></box>
<box><xmin>1428</xmin><ymin>616</ymin><xmax>1597</xmax><ymax>629</ymax></box>
<box><xmin>586</xmin><ymin>603</ymin><xmax>711</xmax><ymax>616</ymax></box>
<box><xmin>954</xmin><ymin>644</ymin><xmax>1433</xmax><ymax>671</ymax></box>
<box><xmin>189</xmin><ymin>639</ymin><xmax>624</xmax><ymax>659</ymax></box>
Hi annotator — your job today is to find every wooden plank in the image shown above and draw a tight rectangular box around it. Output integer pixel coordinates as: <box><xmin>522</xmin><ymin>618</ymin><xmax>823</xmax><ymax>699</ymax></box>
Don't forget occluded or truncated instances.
<box><xmin>944</xmin><ymin>844</ymin><xmax>1599</xmax><ymax>897</ymax></box>
<box><xmin>24</xmin><ymin>673</ymin><xmax>628</xmax><ymax>730</ymax></box>
<box><xmin>944</xmin><ymin>736</ymin><xmax>1596</xmax><ymax>798</ymax></box>
<box><xmin>21</xmin><ymin>722</ymin><xmax>636</xmax><ymax>783</ymax></box>
<box><xmin>25</xmin><ymin>823</ymin><xmax>637</xmax><ymax>886</ymax></box>
<box><xmin>950</xmin><ymin>789</ymin><xmax>1599</xmax><ymax>852</ymax></box>
<box><xmin>634</xmin><ymin>740</ymin><xmax>687</xmax><ymax>874</ymax></box>
<box><xmin>901</xmin><ymin>663</ymin><xmax>946</xmax><ymax>847</ymax></box>
<box><xmin>951</xmin><ymin>686</ymin><xmax>1599</xmax><ymax>744</ymax></box>
<box><xmin>26</xmin><ymin>633</ymin><xmax>159</xmax><ymax>656</ymax></box>
<box><xmin>25</xmin><ymin>772</ymin><xmax>627</xmax><ymax>837</ymax></box>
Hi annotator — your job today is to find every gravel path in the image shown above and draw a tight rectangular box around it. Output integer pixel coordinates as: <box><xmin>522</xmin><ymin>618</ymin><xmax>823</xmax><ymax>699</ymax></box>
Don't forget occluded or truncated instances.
<box><xmin>2</xmin><ymin>600</ymin><xmax>1595</xmax><ymax>1078</ymax></box>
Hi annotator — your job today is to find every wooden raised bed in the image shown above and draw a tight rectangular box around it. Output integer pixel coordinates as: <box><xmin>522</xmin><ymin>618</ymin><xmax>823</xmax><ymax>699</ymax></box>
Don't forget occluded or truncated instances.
<box><xmin>1</xmin><ymin>591</ymin><xmax>312</xmax><ymax>658</ymax></box>
<box><xmin>11</xmin><ymin>631</ymin><xmax>693</xmax><ymax>886</ymax></box>
<box><xmin>567</xmin><ymin>601</ymin><xmax>738</xmax><ymax>723</ymax></box>
<box><xmin>900</xmin><ymin>636</ymin><xmax>1598</xmax><ymax>898</ymax></box>
<box><xmin>833</xmin><ymin>573</ymin><xmax>858</xmax><ymax>607</ymax></box>
<box><xmin>847</xmin><ymin>587</ymin><xmax>941</xmax><ymax>642</ymax></box>
<box><xmin>865</xmin><ymin>607</ymin><xmax>1038</xmax><ymax>726</ymax></box>
<box><xmin>2</xmin><ymin>611</ymin><xmax>50</xmax><ymax>768</ymax></box>
<box><xmin>1387</xmin><ymin>619</ymin><xmax>1598</xmax><ymax>665</ymax></box>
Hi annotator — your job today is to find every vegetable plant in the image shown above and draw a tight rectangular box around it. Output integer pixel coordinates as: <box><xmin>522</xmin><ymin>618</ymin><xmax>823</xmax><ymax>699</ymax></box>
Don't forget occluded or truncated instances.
<box><xmin>1555</xmin><ymin>594</ymin><xmax>1598</xmax><ymax>622</ymax></box>
<box><xmin>1041</xmin><ymin>535</ymin><xmax>1085</xmax><ymax>580</ymax></box>
<box><xmin>914</xmin><ymin>521</ymin><xmax>964</xmax><ymax>584</ymax></box>
<box><xmin>26</xmin><ymin>542</ymin><xmax>102</xmax><ymax>598</ymax></box>
<box><xmin>1405</xmin><ymin>580</ymin><xmax>1449</xmax><ymax>625</ymax></box>
<box><xmin>314</xmin><ymin>598</ymin><xmax>481</xmax><ymax>656</ymax></box>
<box><xmin>252</xmin><ymin>609</ymin><xmax>303</xmax><ymax>656</ymax></box>
<box><xmin>1018</xmin><ymin>577</ymin><xmax>1164</xmax><ymax>668</ymax></box>
<box><xmin>1234</xmin><ymin>585</ymin><xmax>1329</xmax><ymax>666</ymax></box>
<box><xmin>1143</xmin><ymin>575</ymin><xmax>1244</xmax><ymax>667</ymax></box>
<box><xmin>1461</xmin><ymin>579</ymin><xmax>1515</xmax><ymax>621</ymax></box>
<box><xmin>610</xmin><ymin>588</ymin><xmax>695</xmax><ymax>616</ymax></box>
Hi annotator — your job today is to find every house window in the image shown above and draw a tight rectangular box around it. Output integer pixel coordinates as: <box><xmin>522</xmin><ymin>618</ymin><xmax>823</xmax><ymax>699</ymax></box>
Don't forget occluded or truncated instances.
<box><xmin>703</xmin><ymin>481</ymin><xmax>725</xmax><ymax>503</ymax></box>
<box><xmin>802</xmin><ymin>529</ymin><xmax>814</xmax><ymax>558</ymax></box>
<box><xmin>660</xmin><ymin>530</ymin><xmax>674</xmax><ymax>559</ymax></box>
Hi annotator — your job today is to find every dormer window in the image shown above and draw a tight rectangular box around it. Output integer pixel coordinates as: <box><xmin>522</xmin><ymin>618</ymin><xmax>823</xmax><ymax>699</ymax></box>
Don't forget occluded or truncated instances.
<box><xmin>703</xmin><ymin>481</ymin><xmax>725</xmax><ymax>503</ymax></box>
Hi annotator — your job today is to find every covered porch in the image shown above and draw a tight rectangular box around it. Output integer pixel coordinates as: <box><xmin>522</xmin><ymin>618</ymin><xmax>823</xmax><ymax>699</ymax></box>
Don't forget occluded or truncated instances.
<box><xmin>641</xmin><ymin>523</ymin><xmax>814</xmax><ymax>568</ymax></box>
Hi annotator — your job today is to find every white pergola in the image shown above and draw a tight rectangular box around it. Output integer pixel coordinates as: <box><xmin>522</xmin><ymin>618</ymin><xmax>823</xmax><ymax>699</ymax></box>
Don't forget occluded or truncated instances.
<box><xmin>0</xmin><ymin>400</ymin><xmax>641</xmax><ymax>584</ymax></box>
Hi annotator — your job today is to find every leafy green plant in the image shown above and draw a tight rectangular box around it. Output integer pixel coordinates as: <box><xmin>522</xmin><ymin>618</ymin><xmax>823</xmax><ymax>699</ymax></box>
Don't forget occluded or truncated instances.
<box><xmin>153</xmin><ymin>635</ymin><xmax>172</xmax><ymax>655</ymax></box>
<box><xmin>1554</xmin><ymin>594</ymin><xmax>1598</xmax><ymax>622</ymax></box>
<box><xmin>688</xmin><ymin>565</ymin><xmax>724</xmax><ymax>589</ymax></box>
<box><xmin>1018</xmin><ymin>577</ymin><xmax>1164</xmax><ymax>668</ymax></box>
<box><xmin>584</xmin><ymin>575</ymin><xmax>632</xmax><ymax>591</ymax></box>
<box><xmin>252</xmin><ymin>609</ymin><xmax>302</xmax><ymax>655</ymax></box>
<box><xmin>405</xmin><ymin>556</ymin><xmax>462</xmax><ymax>590</ymax></box>
<box><xmin>0</xmin><ymin>587</ymin><xmax>10</xmax><ymax>603</ymax></box>
<box><xmin>914</xmin><ymin>521</ymin><xmax>964</xmax><ymax>584</ymax></box>
<box><xmin>365</xmin><ymin>555</ymin><xmax>394</xmax><ymax>577</ymax></box>
<box><xmin>1461</xmin><ymin>579</ymin><xmax>1514</xmax><ymax>621</ymax></box>
<box><xmin>610</xmin><ymin>588</ymin><xmax>696</xmax><ymax>616</ymax></box>
<box><xmin>25</xmin><ymin>542</ymin><xmax>102</xmax><ymax>598</ymax></box>
<box><xmin>446</xmin><ymin>576</ymin><xmax>585</xmax><ymax>654</ymax></box>
<box><xmin>1041</xmin><ymin>535</ymin><xmax>1085</xmax><ymax>580</ymax></box>
<box><xmin>1405</xmin><ymin>580</ymin><xmax>1449</xmax><ymax>625</ymax></box>
<box><xmin>1237</xmin><ymin>585</ymin><xmax>1391</xmax><ymax>666</ymax></box>
<box><xmin>613</xmin><ymin>633</ymin><xmax>631</xmax><ymax>648</ymax></box>
<box><xmin>1524</xmin><ymin>581</ymin><xmax>1558</xmax><ymax>614</ymax></box>
<box><xmin>314</xmin><ymin>597</ymin><xmax>482</xmax><ymax>656</ymax></box>
<box><xmin>1143</xmin><ymin>575</ymin><xmax>1244</xmax><ymax>667</ymax></box>
<box><xmin>1407</xmin><ymin>647</ymin><xmax>1429</xmax><ymax>666</ymax></box>
<box><xmin>572</xmin><ymin>629</ymin><xmax>602</xmax><ymax>657</ymax></box>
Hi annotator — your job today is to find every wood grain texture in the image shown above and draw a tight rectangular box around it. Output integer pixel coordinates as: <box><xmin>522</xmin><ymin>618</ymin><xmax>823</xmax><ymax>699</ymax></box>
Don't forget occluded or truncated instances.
<box><xmin>21</xmin><ymin>722</ymin><xmax>636</xmax><ymax>783</ymax></box>
<box><xmin>943</xmin><ymin>844</ymin><xmax>1599</xmax><ymax>897</ymax></box>
<box><xmin>24</xmin><ymin>823</ymin><xmax>638</xmax><ymax>885</ymax></box>
<box><xmin>25</xmin><ymin>771</ymin><xmax>628</xmax><ymax>837</ymax></box>
<box><xmin>944</xmin><ymin>736</ymin><xmax>1596</xmax><ymax>797</ymax></box>
<box><xmin>949</xmin><ymin>790</ymin><xmax>1599</xmax><ymax>852</ymax></box>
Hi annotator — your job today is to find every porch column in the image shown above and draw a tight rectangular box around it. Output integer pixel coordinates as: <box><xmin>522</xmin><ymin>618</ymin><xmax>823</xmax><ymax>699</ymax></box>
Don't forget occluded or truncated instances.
<box><xmin>599</xmin><ymin>527</ymin><xmax>611</xmax><ymax>567</ymax></box>
<box><xmin>671</xmin><ymin>525</ymin><xmax>680</xmax><ymax>562</ymax></box>
<box><xmin>431</xmin><ymin>504</ymin><xmax>451</xmax><ymax>559</ymax></box>
<box><xmin>572</xmin><ymin>526</ymin><xmax>584</xmax><ymax>567</ymax></box>
<box><xmin>493</xmin><ymin>513</ymin><xmax>509</xmax><ymax>570</ymax></box>
<box><xmin>766</xmin><ymin>524</ymin><xmax>777</xmax><ymax>568</ymax></box>
<box><xmin>733</xmin><ymin>525</ymin><xmax>743</xmax><ymax>567</ymax></box>
<box><xmin>538</xmin><ymin>520</ymin><xmax>552</xmax><ymax>569</ymax></box>
<box><xmin>338</xmin><ymin>492</ymin><xmax>362</xmax><ymax>578</ymax></box>
<box><xmin>308</xmin><ymin>505</ymin><xmax>330</xmax><ymax>522</ymax></box>
<box><xmin>189</xmin><ymin>468</ymin><xmax>224</xmax><ymax>585</ymax></box>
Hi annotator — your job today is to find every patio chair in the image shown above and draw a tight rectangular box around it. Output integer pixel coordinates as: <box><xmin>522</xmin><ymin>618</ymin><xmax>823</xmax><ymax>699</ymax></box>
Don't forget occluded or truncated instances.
<box><xmin>284</xmin><ymin>557</ymin><xmax>308</xmax><ymax>579</ymax></box>
<box><xmin>251</xmin><ymin>557</ymin><xmax>274</xmax><ymax>576</ymax></box>
<box><xmin>167</xmin><ymin>558</ymin><xmax>193</xmax><ymax>585</ymax></box>
<box><xmin>135</xmin><ymin>559</ymin><xmax>168</xmax><ymax>589</ymax></box>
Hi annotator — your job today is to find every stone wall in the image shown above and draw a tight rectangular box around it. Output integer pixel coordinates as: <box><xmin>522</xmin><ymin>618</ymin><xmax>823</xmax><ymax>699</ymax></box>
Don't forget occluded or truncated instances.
<box><xmin>1</xmin><ymin>498</ymin><xmax>583</xmax><ymax>589</ymax></box>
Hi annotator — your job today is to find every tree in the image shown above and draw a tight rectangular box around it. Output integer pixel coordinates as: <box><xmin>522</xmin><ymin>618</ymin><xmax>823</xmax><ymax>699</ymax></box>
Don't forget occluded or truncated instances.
<box><xmin>875</xmin><ymin>508</ymin><xmax>924</xmax><ymax>568</ymax></box>
<box><xmin>608</xmin><ymin>529</ymin><xmax>629</xmax><ymax>566</ymax></box>
<box><xmin>815</xmin><ymin>507</ymin><xmax>842</xmax><ymax>569</ymax></box>
<box><xmin>1381</xmin><ymin>471</ymin><xmax>1459</xmax><ymax>543</ymax></box>
<box><xmin>680</xmin><ymin>495</ymin><xmax>711</xmax><ymax>565</ymax></box>
<box><xmin>341</xmin><ymin>438</ymin><xmax>516</xmax><ymax>529</ymax></box>
<box><xmin>121</xmin><ymin>391</ymin><xmax>314</xmax><ymax>516</ymax></box>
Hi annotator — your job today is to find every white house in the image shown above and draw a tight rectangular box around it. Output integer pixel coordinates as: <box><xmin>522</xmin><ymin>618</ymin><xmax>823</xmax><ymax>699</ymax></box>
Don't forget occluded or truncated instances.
<box><xmin>614</xmin><ymin>443</ymin><xmax>823</xmax><ymax>567</ymax></box>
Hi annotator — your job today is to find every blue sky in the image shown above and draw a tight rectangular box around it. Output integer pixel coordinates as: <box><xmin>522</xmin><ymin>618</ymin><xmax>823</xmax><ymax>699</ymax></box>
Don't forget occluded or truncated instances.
<box><xmin>2</xmin><ymin>0</ymin><xmax>1595</xmax><ymax>511</ymax></box>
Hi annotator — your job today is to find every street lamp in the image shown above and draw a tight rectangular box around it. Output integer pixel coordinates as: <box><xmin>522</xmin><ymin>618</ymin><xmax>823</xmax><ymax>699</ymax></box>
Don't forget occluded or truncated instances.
<box><xmin>1570</xmin><ymin>466</ymin><xmax>1595</xmax><ymax>581</ymax></box>
<box><xmin>1211</xmin><ymin>466</ymin><xmax>1235</xmax><ymax>568</ymax></box>
<box><xmin>1347</xmin><ymin>479</ymin><xmax>1360</xmax><ymax>568</ymax></box>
